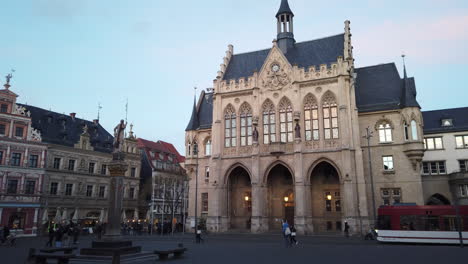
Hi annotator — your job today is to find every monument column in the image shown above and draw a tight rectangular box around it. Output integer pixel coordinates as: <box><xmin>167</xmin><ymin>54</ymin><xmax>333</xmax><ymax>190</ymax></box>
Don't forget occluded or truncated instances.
<box><xmin>105</xmin><ymin>155</ymin><xmax>128</xmax><ymax>238</ymax></box>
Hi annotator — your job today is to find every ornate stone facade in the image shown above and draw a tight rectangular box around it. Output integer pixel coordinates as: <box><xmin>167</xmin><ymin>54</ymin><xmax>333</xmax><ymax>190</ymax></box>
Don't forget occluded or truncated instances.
<box><xmin>185</xmin><ymin>1</ymin><xmax>425</xmax><ymax>235</ymax></box>
<box><xmin>0</xmin><ymin>80</ymin><xmax>47</xmax><ymax>236</ymax></box>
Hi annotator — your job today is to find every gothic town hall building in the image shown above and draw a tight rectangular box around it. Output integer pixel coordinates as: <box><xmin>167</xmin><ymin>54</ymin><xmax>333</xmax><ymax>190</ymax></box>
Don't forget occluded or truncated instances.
<box><xmin>185</xmin><ymin>0</ymin><xmax>425</xmax><ymax>234</ymax></box>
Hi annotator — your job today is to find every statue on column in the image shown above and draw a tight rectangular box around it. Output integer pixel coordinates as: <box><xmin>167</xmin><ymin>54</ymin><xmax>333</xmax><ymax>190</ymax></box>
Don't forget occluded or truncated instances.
<box><xmin>113</xmin><ymin>120</ymin><xmax>126</xmax><ymax>153</ymax></box>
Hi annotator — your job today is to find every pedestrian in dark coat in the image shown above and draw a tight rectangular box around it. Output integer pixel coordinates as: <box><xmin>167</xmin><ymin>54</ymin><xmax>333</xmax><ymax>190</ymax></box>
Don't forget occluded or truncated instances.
<box><xmin>290</xmin><ymin>225</ymin><xmax>298</xmax><ymax>245</ymax></box>
<box><xmin>55</xmin><ymin>225</ymin><xmax>64</xmax><ymax>247</ymax></box>
<box><xmin>344</xmin><ymin>221</ymin><xmax>350</xmax><ymax>238</ymax></box>
<box><xmin>45</xmin><ymin>224</ymin><xmax>55</xmax><ymax>247</ymax></box>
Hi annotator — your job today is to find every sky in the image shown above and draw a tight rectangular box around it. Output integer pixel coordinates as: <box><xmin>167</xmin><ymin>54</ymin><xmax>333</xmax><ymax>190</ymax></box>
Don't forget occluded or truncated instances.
<box><xmin>1</xmin><ymin>0</ymin><xmax>467</xmax><ymax>154</ymax></box>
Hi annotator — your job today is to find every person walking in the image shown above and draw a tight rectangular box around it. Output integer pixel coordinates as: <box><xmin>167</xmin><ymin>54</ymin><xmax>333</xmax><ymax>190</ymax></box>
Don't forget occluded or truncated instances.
<box><xmin>282</xmin><ymin>220</ymin><xmax>291</xmax><ymax>247</ymax></box>
<box><xmin>3</xmin><ymin>226</ymin><xmax>10</xmax><ymax>244</ymax></box>
<box><xmin>55</xmin><ymin>225</ymin><xmax>64</xmax><ymax>247</ymax></box>
<box><xmin>290</xmin><ymin>225</ymin><xmax>298</xmax><ymax>245</ymax></box>
<box><xmin>45</xmin><ymin>223</ymin><xmax>55</xmax><ymax>247</ymax></box>
<box><xmin>344</xmin><ymin>221</ymin><xmax>350</xmax><ymax>238</ymax></box>
<box><xmin>96</xmin><ymin>224</ymin><xmax>103</xmax><ymax>240</ymax></box>
<box><xmin>195</xmin><ymin>224</ymin><xmax>203</xmax><ymax>244</ymax></box>
<box><xmin>73</xmin><ymin>224</ymin><xmax>80</xmax><ymax>244</ymax></box>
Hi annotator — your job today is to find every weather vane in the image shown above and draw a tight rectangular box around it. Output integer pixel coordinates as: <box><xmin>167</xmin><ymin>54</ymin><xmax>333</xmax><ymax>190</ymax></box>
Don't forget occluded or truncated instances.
<box><xmin>97</xmin><ymin>103</ymin><xmax>102</xmax><ymax>121</ymax></box>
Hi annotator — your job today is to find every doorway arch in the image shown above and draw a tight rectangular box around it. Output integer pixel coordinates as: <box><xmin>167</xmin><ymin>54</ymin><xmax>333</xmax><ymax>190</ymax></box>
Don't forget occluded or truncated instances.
<box><xmin>227</xmin><ymin>166</ymin><xmax>252</xmax><ymax>231</ymax></box>
<box><xmin>427</xmin><ymin>193</ymin><xmax>451</xmax><ymax>205</ymax></box>
<box><xmin>266</xmin><ymin>163</ymin><xmax>294</xmax><ymax>231</ymax></box>
<box><xmin>310</xmin><ymin>161</ymin><xmax>342</xmax><ymax>232</ymax></box>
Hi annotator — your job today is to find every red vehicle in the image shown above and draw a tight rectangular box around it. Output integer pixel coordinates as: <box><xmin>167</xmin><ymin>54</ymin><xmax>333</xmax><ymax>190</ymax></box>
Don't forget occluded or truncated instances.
<box><xmin>376</xmin><ymin>205</ymin><xmax>468</xmax><ymax>244</ymax></box>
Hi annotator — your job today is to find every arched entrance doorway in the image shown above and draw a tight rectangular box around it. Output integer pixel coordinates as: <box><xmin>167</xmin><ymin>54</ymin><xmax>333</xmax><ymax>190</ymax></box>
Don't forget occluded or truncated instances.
<box><xmin>427</xmin><ymin>193</ymin><xmax>451</xmax><ymax>205</ymax></box>
<box><xmin>267</xmin><ymin>163</ymin><xmax>294</xmax><ymax>231</ymax></box>
<box><xmin>227</xmin><ymin>166</ymin><xmax>252</xmax><ymax>231</ymax></box>
<box><xmin>310</xmin><ymin>161</ymin><xmax>342</xmax><ymax>232</ymax></box>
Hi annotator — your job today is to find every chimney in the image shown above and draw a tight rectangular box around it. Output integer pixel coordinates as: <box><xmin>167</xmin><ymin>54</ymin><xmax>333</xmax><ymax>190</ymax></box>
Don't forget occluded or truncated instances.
<box><xmin>70</xmin><ymin>113</ymin><xmax>76</xmax><ymax>120</ymax></box>
<box><xmin>93</xmin><ymin>119</ymin><xmax>99</xmax><ymax>125</ymax></box>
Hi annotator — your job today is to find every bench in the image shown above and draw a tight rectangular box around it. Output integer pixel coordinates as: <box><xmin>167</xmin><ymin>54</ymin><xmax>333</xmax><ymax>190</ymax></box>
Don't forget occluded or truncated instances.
<box><xmin>31</xmin><ymin>253</ymin><xmax>75</xmax><ymax>264</ymax></box>
<box><xmin>40</xmin><ymin>247</ymin><xmax>77</xmax><ymax>254</ymax></box>
<box><xmin>27</xmin><ymin>248</ymin><xmax>75</xmax><ymax>264</ymax></box>
<box><xmin>154</xmin><ymin>248</ymin><xmax>187</xmax><ymax>260</ymax></box>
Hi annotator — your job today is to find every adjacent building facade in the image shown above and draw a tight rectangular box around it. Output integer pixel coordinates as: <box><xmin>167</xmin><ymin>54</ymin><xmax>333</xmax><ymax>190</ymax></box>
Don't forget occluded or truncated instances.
<box><xmin>0</xmin><ymin>79</ymin><xmax>47</xmax><ymax>236</ymax></box>
<box><xmin>138</xmin><ymin>138</ymin><xmax>187</xmax><ymax>227</ymax></box>
<box><xmin>21</xmin><ymin>105</ymin><xmax>141</xmax><ymax>228</ymax></box>
<box><xmin>421</xmin><ymin>107</ymin><xmax>468</xmax><ymax>206</ymax></box>
<box><xmin>185</xmin><ymin>0</ymin><xmax>425</xmax><ymax>234</ymax></box>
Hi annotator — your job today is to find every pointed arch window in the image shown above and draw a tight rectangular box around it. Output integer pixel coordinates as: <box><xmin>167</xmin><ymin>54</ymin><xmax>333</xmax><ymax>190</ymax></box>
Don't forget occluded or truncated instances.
<box><xmin>304</xmin><ymin>94</ymin><xmax>319</xmax><ymax>141</ymax></box>
<box><xmin>279</xmin><ymin>98</ymin><xmax>293</xmax><ymax>143</ymax></box>
<box><xmin>240</xmin><ymin>103</ymin><xmax>253</xmax><ymax>146</ymax></box>
<box><xmin>205</xmin><ymin>139</ymin><xmax>211</xmax><ymax>156</ymax></box>
<box><xmin>411</xmin><ymin>120</ymin><xmax>418</xmax><ymax>140</ymax></box>
<box><xmin>378</xmin><ymin>122</ymin><xmax>393</xmax><ymax>143</ymax></box>
<box><xmin>403</xmin><ymin>122</ymin><xmax>409</xmax><ymax>141</ymax></box>
<box><xmin>262</xmin><ymin>100</ymin><xmax>276</xmax><ymax>144</ymax></box>
<box><xmin>322</xmin><ymin>93</ymin><xmax>339</xmax><ymax>139</ymax></box>
<box><xmin>224</xmin><ymin>105</ymin><xmax>237</xmax><ymax>147</ymax></box>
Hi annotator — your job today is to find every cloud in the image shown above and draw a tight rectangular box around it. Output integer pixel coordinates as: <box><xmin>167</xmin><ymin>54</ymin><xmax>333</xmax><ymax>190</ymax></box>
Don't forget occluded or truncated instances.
<box><xmin>353</xmin><ymin>14</ymin><xmax>468</xmax><ymax>65</ymax></box>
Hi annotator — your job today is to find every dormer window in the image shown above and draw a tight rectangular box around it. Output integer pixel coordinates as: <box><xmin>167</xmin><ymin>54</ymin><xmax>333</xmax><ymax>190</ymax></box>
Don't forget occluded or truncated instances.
<box><xmin>441</xmin><ymin>119</ymin><xmax>453</xmax><ymax>127</ymax></box>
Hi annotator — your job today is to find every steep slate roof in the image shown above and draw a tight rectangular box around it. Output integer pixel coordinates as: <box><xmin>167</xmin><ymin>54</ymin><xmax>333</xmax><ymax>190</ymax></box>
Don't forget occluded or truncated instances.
<box><xmin>185</xmin><ymin>91</ymin><xmax>213</xmax><ymax>131</ymax></box>
<box><xmin>19</xmin><ymin>104</ymin><xmax>113</xmax><ymax>153</ymax></box>
<box><xmin>276</xmin><ymin>0</ymin><xmax>294</xmax><ymax>17</ymax></box>
<box><xmin>223</xmin><ymin>34</ymin><xmax>345</xmax><ymax>81</ymax></box>
<box><xmin>422</xmin><ymin>107</ymin><xmax>468</xmax><ymax>134</ymax></box>
<box><xmin>137</xmin><ymin>138</ymin><xmax>185</xmax><ymax>164</ymax></box>
<box><xmin>355</xmin><ymin>63</ymin><xmax>420</xmax><ymax>113</ymax></box>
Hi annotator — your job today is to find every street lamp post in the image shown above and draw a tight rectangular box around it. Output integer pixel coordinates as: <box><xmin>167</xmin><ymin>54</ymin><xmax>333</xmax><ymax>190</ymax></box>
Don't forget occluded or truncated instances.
<box><xmin>193</xmin><ymin>142</ymin><xmax>199</xmax><ymax>240</ymax></box>
<box><xmin>364</xmin><ymin>127</ymin><xmax>377</xmax><ymax>225</ymax></box>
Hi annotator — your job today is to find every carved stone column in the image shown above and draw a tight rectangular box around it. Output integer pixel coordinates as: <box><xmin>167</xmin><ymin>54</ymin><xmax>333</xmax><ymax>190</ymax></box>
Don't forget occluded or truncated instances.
<box><xmin>105</xmin><ymin>154</ymin><xmax>128</xmax><ymax>238</ymax></box>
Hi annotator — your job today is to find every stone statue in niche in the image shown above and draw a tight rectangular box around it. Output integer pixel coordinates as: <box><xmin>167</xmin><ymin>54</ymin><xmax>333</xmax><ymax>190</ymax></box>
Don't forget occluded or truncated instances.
<box><xmin>252</xmin><ymin>126</ymin><xmax>259</xmax><ymax>143</ymax></box>
<box><xmin>295</xmin><ymin>122</ymin><xmax>301</xmax><ymax>139</ymax></box>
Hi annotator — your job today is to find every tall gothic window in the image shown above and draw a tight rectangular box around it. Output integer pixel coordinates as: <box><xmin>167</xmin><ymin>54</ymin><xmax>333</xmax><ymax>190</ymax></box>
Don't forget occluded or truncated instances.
<box><xmin>304</xmin><ymin>94</ymin><xmax>319</xmax><ymax>141</ymax></box>
<box><xmin>411</xmin><ymin>120</ymin><xmax>418</xmax><ymax>140</ymax></box>
<box><xmin>279</xmin><ymin>97</ymin><xmax>293</xmax><ymax>143</ymax></box>
<box><xmin>403</xmin><ymin>122</ymin><xmax>409</xmax><ymax>141</ymax></box>
<box><xmin>378</xmin><ymin>122</ymin><xmax>393</xmax><ymax>142</ymax></box>
<box><xmin>239</xmin><ymin>103</ymin><xmax>253</xmax><ymax>146</ymax></box>
<box><xmin>224</xmin><ymin>104</ymin><xmax>237</xmax><ymax>147</ymax></box>
<box><xmin>322</xmin><ymin>92</ymin><xmax>339</xmax><ymax>139</ymax></box>
<box><xmin>262</xmin><ymin>99</ymin><xmax>276</xmax><ymax>144</ymax></box>
<box><xmin>205</xmin><ymin>139</ymin><xmax>211</xmax><ymax>156</ymax></box>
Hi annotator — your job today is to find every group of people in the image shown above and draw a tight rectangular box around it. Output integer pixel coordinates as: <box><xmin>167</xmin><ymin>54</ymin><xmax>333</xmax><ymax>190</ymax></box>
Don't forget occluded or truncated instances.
<box><xmin>45</xmin><ymin>220</ymin><xmax>81</xmax><ymax>247</ymax></box>
<box><xmin>281</xmin><ymin>220</ymin><xmax>299</xmax><ymax>247</ymax></box>
<box><xmin>281</xmin><ymin>220</ymin><xmax>351</xmax><ymax>247</ymax></box>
